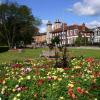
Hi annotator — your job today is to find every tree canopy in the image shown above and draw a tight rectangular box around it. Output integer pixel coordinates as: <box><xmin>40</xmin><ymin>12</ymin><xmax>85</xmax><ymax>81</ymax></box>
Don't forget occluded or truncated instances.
<box><xmin>0</xmin><ymin>2</ymin><xmax>41</xmax><ymax>48</ymax></box>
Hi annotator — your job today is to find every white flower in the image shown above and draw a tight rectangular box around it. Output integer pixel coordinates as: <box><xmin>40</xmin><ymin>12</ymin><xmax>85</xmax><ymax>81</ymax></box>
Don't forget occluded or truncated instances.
<box><xmin>18</xmin><ymin>77</ymin><xmax>24</xmax><ymax>82</ymax></box>
<box><xmin>68</xmin><ymin>83</ymin><xmax>74</xmax><ymax>88</ymax></box>
<box><xmin>57</xmin><ymin>68</ymin><xmax>64</xmax><ymax>73</ymax></box>
<box><xmin>34</xmin><ymin>64</ymin><xmax>36</xmax><ymax>66</ymax></box>
<box><xmin>59</xmin><ymin>96</ymin><xmax>64</xmax><ymax>100</ymax></box>
<box><xmin>1</xmin><ymin>89</ymin><xmax>5</xmax><ymax>94</ymax></box>
<box><xmin>17</xmin><ymin>93</ymin><xmax>21</xmax><ymax>97</ymax></box>
<box><xmin>26</xmin><ymin>75</ymin><xmax>31</xmax><ymax>80</ymax></box>
<box><xmin>74</xmin><ymin>66</ymin><xmax>81</xmax><ymax>69</ymax></box>
<box><xmin>15</xmin><ymin>85</ymin><xmax>19</xmax><ymax>88</ymax></box>
<box><xmin>13</xmin><ymin>97</ymin><xmax>17</xmax><ymax>100</ymax></box>
<box><xmin>1</xmin><ymin>86</ymin><xmax>7</xmax><ymax>94</ymax></box>
<box><xmin>58</xmin><ymin>78</ymin><xmax>62</xmax><ymax>81</ymax></box>
<box><xmin>2</xmin><ymin>80</ymin><xmax>6</xmax><ymax>84</ymax></box>
<box><xmin>87</xmin><ymin>70</ymin><xmax>92</xmax><ymax>74</ymax></box>
<box><xmin>52</xmin><ymin>76</ymin><xmax>58</xmax><ymax>80</ymax></box>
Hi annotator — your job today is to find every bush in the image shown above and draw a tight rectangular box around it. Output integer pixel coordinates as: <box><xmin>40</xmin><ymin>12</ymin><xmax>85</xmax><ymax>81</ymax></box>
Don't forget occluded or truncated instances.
<box><xmin>0</xmin><ymin>46</ymin><xmax>9</xmax><ymax>53</ymax></box>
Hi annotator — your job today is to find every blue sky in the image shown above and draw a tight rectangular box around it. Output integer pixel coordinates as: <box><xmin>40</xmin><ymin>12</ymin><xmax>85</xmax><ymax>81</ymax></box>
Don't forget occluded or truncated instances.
<box><xmin>1</xmin><ymin>0</ymin><xmax>100</xmax><ymax>32</ymax></box>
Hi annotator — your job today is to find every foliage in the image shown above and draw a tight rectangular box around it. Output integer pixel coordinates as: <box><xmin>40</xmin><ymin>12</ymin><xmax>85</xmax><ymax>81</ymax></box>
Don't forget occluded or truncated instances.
<box><xmin>0</xmin><ymin>2</ymin><xmax>41</xmax><ymax>48</ymax></box>
<box><xmin>51</xmin><ymin>36</ymin><xmax>60</xmax><ymax>45</ymax></box>
<box><xmin>0</xmin><ymin>57</ymin><xmax>100</xmax><ymax>99</ymax></box>
<box><xmin>75</xmin><ymin>33</ymin><xmax>89</xmax><ymax>46</ymax></box>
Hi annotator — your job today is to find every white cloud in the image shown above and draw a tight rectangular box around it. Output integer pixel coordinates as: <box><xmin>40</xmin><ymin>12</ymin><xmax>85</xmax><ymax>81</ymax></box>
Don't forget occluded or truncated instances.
<box><xmin>68</xmin><ymin>0</ymin><xmax>100</xmax><ymax>16</ymax></box>
<box><xmin>39</xmin><ymin>26</ymin><xmax>46</xmax><ymax>33</ymax></box>
<box><xmin>86</xmin><ymin>20</ymin><xmax>100</xmax><ymax>28</ymax></box>
<box><xmin>42</xmin><ymin>19</ymin><xmax>48</xmax><ymax>25</ymax></box>
<box><xmin>39</xmin><ymin>19</ymin><xmax>49</xmax><ymax>33</ymax></box>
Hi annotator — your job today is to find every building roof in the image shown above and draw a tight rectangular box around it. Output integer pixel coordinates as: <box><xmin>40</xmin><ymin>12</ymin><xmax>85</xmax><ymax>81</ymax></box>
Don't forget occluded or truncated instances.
<box><xmin>51</xmin><ymin>24</ymin><xmax>91</xmax><ymax>33</ymax></box>
<box><xmin>34</xmin><ymin>33</ymin><xmax>46</xmax><ymax>36</ymax></box>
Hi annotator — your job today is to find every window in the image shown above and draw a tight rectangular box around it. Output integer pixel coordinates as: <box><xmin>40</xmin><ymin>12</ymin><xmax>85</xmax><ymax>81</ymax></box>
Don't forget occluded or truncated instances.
<box><xmin>70</xmin><ymin>30</ymin><xmax>73</xmax><ymax>36</ymax></box>
<box><xmin>74</xmin><ymin>29</ymin><xmax>78</xmax><ymax>35</ymax></box>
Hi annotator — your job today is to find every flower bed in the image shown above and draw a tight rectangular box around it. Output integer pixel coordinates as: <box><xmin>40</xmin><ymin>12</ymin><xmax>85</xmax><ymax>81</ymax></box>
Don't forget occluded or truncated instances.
<box><xmin>0</xmin><ymin>58</ymin><xmax>100</xmax><ymax>100</ymax></box>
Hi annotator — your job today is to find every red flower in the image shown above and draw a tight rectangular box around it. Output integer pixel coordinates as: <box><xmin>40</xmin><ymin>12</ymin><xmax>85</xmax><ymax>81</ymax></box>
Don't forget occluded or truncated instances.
<box><xmin>77</xmin><ymin>87</ymin><xmax>84</xmax><ymax>94</ymax></box>
<box><xmin>0</xmin><ymin>79</ymin><xmax>3</xmax><ymax>84</ymax></box>
<box><xmin>37</xmin><ymin>79</ymin><xmax>44</xmax><ymax>86</ymax></box>
<box><xmin>64</xmin><ymin>68</ymin><xmax>70</xmax><ymax>70</ymax></box>
<box><xmin>85</xmin><ymin>57</ymin><xmax>94</xmax><ymax>63</ymax></box>
<box><xmin>68</xmin><ymin>87</ymin><xmax>76</xmax><ymax>99</ymax></box>
<box><xmin>12</xmin><ymin>64</ymin><xmax>22</xmax><ymax>68</ymax></box>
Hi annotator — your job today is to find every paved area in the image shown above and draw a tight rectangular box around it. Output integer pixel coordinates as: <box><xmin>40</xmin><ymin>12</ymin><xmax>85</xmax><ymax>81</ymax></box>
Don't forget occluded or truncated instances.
<box><xmin>68</xmin><ymin>46</ymin><xmax>100</xmax><ymax>50</ymax></box>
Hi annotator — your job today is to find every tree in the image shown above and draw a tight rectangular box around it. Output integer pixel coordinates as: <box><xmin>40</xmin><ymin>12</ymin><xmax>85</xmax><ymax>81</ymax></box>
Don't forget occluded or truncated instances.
<box><xmin>75</xmin><ymin>33</ymin><xmax>89</xmax><ymax>46</ymax></box>
<box><xmin>81</xmin><ymin>36</ymin><xmax>88</xmax><ymax>46</ymax></box>
<box><xmin>75</xmin><ymin>33</ymin><xmax>82</xmax><ymax>46</ymax></box>
<box><xmin>51</xmin><ymin>36</ymin><xmax>60</xmax><ymax>45</ymax></box>
<box><xmin>0</xmin><ymin>2</ymin><xmax>41</xmax><ymax>48</ymax></box>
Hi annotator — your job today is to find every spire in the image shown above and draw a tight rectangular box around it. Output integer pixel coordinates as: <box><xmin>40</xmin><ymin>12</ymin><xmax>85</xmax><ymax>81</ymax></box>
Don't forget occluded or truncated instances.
<box><xmin>54</xmin><ymin>19</ymin><xmax>61</xmax><ymax>23</ymax></box>
<box><xmin>82</xmin><ymin>23</ymin><xmax>85</xmax><ymax>26</ymax></box>
<box><xmin>47</xmin><ymin>21</ymin><xmax>52</xmax><ymax>25</ymax></box>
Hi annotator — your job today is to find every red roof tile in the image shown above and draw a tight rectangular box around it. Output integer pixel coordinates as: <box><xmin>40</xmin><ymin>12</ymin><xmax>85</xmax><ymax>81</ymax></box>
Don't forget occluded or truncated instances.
<box><xmin>51</xmin><ymin>24</ymin><xmax>91</xmax><ymax>33</ymax></box>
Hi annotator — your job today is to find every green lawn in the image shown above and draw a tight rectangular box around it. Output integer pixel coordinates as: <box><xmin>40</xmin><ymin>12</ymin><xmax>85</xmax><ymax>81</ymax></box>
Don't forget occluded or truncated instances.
<box><xmin>68</xmin><ymin>48</ymin><xmax>100</xmax><ymax>59</ymax></box>
<box><xmin>0</xmin><ymin>48</ymin><xmax>45</xmax><ymax>63</ymax></box>
<box><xmin>0</xmin><ymin>48</ymin><xmax>100</xmax><ymax>63</ymax></box>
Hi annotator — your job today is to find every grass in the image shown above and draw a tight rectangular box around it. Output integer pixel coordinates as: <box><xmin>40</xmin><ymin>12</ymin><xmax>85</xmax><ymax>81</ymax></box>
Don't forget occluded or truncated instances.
<box><xmin>68</xmin><ymin>48</ymin><xmax>100</xmax><ymax>59</ymax></box>
<box><xmin>0</xmin><ymin>48</ymin><xmax>45</xmax><ymax>63</ymax></box>
<box><xmin>0</xmin><ymin>47</ymin><xmax>100</xmax><ymax>63</ymax></box>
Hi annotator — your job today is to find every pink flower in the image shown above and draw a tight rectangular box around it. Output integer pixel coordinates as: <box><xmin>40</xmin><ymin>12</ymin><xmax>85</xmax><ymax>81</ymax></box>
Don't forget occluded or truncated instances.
<box><xmin>15</xmin><ymin>86</ymin><xmax>27</xmax><ymax>92</ymax></box>
<box><xmin>48</xmin><ymin>76</ymin><xmax>54</xmax><ymax>81</ymax></box>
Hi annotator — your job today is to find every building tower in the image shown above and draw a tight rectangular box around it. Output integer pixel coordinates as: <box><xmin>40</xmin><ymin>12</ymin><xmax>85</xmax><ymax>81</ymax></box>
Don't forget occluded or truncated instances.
<box><xmin>54</xmin><ymin>19</ymin><xmax>61</xmax><ymax>30</ymax></box>
<box><xmin>82</xmin><ymin>23</ymin><xmax>86</xmax><ymax>31</ymax></box>
<box><xmin>46</xmin><ymin>21</ymin><xmax>52</xmax><ymax>44</ymax></box>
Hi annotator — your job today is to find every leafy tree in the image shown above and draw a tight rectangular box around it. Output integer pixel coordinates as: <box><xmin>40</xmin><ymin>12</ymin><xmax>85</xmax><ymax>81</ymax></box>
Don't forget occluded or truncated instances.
<box><xmin>0</xmin><ymin>2</ymin><xmax>41</xmax><ymax>48</ymax></box>
<box><xmin>75</xmin><ymin>33</ymin><xmax>89</xmax><ymax>46</ymax></box>
<box><xmin>75</xmin><ymin>33</ymin><xmax>82</xmax><ymax>46</ymax></box>
<box><xmin>81</xmin><ymin>36</ymin><xmax>88</xmax><ymax>46</ymax></box>
<box><xmin>51</xmin><ymin>36</ymin><xmax>60</xmax><ymax>45</ymax></box>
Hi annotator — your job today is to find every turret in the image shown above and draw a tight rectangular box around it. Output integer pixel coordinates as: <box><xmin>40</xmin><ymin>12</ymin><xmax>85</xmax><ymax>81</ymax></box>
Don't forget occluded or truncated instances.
<box><xmin>82</xmin><ymin>23</ymin><xmax>85</xmax><ymax>31</ymax></box>
<box><xmin>46</xmin><ymin>21</ymin><xmax>52</xmax><ymax>44</ymax></box>
<box><xmin>54</xmin><ymin>19</ymin><xmax>61</xmax><ymax>30</ymax></box>
<box><xmin>46</xmin><ymin>21</ymin><xmax>52</xmax><ymax>33</ymax></box>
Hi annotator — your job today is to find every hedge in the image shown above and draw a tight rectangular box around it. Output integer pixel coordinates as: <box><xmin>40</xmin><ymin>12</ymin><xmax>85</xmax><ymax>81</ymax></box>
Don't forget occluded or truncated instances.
<box><xmin>0</xmin><ymin>46</ymin><xmax>9</xmax><ymax>53</ymax></box>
